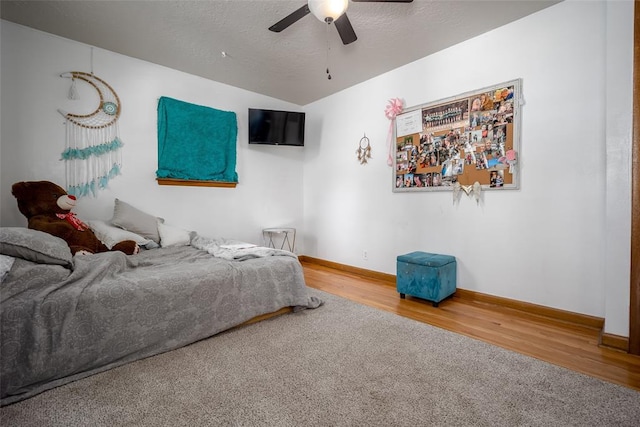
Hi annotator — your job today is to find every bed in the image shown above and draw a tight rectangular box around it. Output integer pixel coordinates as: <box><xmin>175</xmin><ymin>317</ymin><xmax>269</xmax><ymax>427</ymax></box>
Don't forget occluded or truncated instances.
<box><xmin>0</xmin><ymin>226</ymin><xmax>320</xmax><ymax>406</ymax></box>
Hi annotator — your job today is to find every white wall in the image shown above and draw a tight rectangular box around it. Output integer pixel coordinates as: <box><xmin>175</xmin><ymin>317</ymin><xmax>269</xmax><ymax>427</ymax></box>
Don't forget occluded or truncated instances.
<box><xmin>604</xmin><ymin>0</ymin><xmax>634</xmax><ymax>338</ymax></box>
<box><xmin>1</xmin><ymin>1</ymin><xmax>634</xmax><ymax>337</ymax></box>
<box><xmin>0</xmin><ymin>21</ymin><xmax>305</xmax><ymax>246</ymax></box>
<box><xmin>303</xmin><ymin>0</ymin><xmax>634</xmax><ymax>336</ymax></box>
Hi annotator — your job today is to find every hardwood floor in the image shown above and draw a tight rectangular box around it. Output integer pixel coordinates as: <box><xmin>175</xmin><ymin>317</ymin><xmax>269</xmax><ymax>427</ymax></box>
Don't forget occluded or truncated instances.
<box><xmin>301</xmin><ymin>260</ymin><xmax>640</xmax><ymax>391</ymax></box>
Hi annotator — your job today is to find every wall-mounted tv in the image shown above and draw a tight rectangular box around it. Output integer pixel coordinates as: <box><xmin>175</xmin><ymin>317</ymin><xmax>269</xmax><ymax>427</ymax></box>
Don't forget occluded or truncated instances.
<box><xmin>248</xmin><ymin>108</ymin><xmax>305</xmax><ymax>146</ymax></box>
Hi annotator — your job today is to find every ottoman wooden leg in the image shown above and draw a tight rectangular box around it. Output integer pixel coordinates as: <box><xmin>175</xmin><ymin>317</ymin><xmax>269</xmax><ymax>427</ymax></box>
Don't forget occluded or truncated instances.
<box><xmin>400</xmin><ymin>293</ymin><xmax>406</xmax><ymax>299</ymax></box>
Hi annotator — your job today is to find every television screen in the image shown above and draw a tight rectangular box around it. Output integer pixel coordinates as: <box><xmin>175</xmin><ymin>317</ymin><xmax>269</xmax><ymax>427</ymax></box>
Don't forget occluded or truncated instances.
<box><xmin>248</xmin><ymin>108</ymin><xmax>305</xmax><ymax>146</ymax></box>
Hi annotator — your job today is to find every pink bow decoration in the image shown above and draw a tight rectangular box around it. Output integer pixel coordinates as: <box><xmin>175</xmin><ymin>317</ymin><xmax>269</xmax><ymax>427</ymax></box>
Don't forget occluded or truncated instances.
<box><xmin>56</xmin><ymin>212</ymin><xmax>89</xmax><ymax>231</ymax></box>
<box><xmin>385</xmin><ymin>98</ymin><xmax>404</xmax><ymax>120</ymax></box>
<box><xmin>384</xmin><ymin>98</ymin><xmax>404</xmax><ymax>166</ymax></box>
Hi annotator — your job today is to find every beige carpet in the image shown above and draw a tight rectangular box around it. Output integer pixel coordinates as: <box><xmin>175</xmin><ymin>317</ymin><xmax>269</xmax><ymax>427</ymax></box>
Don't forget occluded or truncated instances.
<box><xmin>2</xmin><ymin>289</ymin><xmax>639</xmax><ymax>426</ymax></box>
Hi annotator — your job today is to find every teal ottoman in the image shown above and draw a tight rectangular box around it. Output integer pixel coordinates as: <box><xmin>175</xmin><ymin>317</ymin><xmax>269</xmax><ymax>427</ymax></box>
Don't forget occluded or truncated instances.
<box><xmin>397</xmin><ymin>252</ymin><xmax>457</xmax><ymax>307</ymax></box>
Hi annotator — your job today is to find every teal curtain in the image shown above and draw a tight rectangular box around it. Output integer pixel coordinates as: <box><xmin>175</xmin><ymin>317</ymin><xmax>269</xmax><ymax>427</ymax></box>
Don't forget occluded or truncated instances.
<box><xmin>157</xmin><ymin>96</ymin><xmax>238</xmax><ymax>182</ymax></box>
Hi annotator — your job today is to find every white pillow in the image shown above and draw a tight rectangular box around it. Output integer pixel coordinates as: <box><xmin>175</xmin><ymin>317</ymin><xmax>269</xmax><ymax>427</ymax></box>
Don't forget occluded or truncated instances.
<box><xmin>157</xmin><ymin>221</ymin><xmax>191</xmax><ymax>248</ymax></box>
<box><xmin>87</xmin><ymin>220</ymin><xmax>156</xmax><ymax>249</ymax></box>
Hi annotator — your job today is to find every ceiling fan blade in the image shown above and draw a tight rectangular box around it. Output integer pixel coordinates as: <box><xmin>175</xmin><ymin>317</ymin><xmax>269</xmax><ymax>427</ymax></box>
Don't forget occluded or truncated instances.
<box><xmin>269</xmin><ymin>4</ymin><xmax>310</xmax><ymax>32</ymax></box>
<box><xmin>334</xmin><ymin>13</ymin><xmax>357</xmax><ymax>45</ymax></box>
<box><xmin>351</xmin><ymin>0</ymin><xmax>413</xmax><ymax>2</ymax></box>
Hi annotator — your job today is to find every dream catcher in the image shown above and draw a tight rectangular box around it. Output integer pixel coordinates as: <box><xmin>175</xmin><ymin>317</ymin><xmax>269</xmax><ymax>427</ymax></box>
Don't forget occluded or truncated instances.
<box><xmin>356</xmin><ymin>134</ymin><xmax>372</xmax><ymax>165</ymax></box>
<box><xmin>57</xmin><ymin>71</ymin><xmax>123</xmax><ymax>197</ymax></box>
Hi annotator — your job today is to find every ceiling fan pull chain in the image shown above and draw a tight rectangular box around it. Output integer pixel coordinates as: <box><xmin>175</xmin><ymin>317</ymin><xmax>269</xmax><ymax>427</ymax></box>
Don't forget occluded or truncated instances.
<box><xmin>326</xmin><ymin>21</ymin><xmax>332</xmax><ymax>80</ymax></box>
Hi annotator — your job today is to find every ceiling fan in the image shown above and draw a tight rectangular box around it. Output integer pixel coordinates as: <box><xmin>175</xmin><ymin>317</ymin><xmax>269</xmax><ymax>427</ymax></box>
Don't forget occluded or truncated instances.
<box><xmin>269</xmin><ymin>0</ymin><xmax>414</xmax><ymax>45</ymax></box>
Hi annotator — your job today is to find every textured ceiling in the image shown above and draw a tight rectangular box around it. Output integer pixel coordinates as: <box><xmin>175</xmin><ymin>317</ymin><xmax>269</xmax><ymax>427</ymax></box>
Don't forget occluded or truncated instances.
<box><xmin>1</xmin><ymin>0</ymin><xmax>561</xmax><ymax>105</ymax></box>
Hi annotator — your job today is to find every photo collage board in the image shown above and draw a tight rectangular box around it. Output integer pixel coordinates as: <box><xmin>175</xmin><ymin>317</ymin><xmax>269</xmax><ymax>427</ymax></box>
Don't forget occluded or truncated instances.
<box><xmin>393</xmin><ymin>79</ymin><xmax>522</xmax><ymax>192</ymax></box>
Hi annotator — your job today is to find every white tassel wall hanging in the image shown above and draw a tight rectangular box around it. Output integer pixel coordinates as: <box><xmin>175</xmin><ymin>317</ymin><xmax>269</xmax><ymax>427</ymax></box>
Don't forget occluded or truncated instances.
<box><xmin>67</xmin><ymin>76</ymin><xmax>79</xmax><ymax>100</ymax></box>
<box><xmin>58</xmin><ymin>71</ymin><xmax>123</xmax><ymax>197</ymax></box>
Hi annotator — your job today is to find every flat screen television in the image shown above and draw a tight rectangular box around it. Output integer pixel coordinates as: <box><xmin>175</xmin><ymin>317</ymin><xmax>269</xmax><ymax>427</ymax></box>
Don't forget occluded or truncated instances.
<box><xmin>248</xmin><ymin>108</ymin><xmax>305</xmax><ymax>146</ymax></box>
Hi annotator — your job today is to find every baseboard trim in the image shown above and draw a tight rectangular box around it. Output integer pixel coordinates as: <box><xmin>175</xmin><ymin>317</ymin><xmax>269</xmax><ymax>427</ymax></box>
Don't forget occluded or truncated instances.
<box><xmin>300</xmin><ymin>255</ymin><xmax>606</xmax><ymax>331</ymax></box>
<box><xmin>453</xmin><ymin>288</ymin><xmax>604</xmax><ymax>330</ymax></box>
<box><xmin>299</xmin><ymin>256</ymin><xmax>396</xmax><ymax>285</ymax></box>
<box><xmin>600</xmin><ymin>332</ymin><xmax>630</xmax><ymax>352</ymax></box>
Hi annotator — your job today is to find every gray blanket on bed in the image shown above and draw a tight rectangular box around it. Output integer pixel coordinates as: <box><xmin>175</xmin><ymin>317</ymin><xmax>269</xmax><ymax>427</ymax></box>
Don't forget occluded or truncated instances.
<box><xmin>1</xmin><ymin>245</ymin><xmax>318</xmax><ymax>405</ymax></box>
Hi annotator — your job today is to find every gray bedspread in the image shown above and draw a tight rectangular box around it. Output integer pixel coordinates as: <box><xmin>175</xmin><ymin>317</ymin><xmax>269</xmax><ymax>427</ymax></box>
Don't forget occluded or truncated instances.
<box><xmin>1</xmin><ymin>245</ymin><xmax>316</xmax><ymax>405</ymax></box>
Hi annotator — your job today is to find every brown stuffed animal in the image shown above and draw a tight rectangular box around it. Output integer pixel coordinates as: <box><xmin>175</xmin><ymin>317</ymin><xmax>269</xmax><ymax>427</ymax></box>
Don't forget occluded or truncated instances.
<box><xmin>11</xmin><ymin>180</ymin><xmax>139</xmax><ymax>255</ymax></box>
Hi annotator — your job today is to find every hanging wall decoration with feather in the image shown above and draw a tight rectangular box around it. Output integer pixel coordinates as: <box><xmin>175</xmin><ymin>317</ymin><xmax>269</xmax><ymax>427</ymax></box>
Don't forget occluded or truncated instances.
<box><xmin>356</xmin><ymin>133</ymin><xmax>372</xmax><ymax>165</ymax></box>
<box><xmin>58</xmin><ymin>71</ymin><xmax>124</xmax><ymax>197</ymax></box>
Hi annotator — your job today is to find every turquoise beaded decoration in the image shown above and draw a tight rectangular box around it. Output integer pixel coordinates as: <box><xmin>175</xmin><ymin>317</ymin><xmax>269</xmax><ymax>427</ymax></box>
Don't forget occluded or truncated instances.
<box><xmin>102</xmin><ymin>101</ymin><xmax>118</xmax><ymax>115</ymax></box>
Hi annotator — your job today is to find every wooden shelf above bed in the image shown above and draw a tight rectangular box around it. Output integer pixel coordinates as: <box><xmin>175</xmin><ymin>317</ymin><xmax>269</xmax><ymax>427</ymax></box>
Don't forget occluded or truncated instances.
<box><xmin>156</xmin><ymin>178</ymin><xmax>237</xmax><ymax>188</ymax></box>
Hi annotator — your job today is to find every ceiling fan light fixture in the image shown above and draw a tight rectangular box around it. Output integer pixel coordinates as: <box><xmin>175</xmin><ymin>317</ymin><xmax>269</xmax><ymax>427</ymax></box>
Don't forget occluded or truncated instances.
<box><xmin>309</xmin><ymin>0</ymin><xmax>349</xmax><ymax>23</ymax></box>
